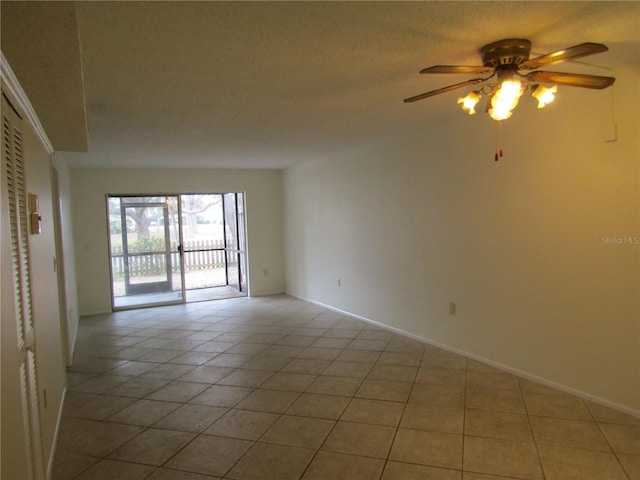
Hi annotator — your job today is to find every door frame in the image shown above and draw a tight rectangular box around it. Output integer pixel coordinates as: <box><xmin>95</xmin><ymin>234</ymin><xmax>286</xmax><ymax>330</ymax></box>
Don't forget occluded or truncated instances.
<box><xmin>120</xmin><ymin>199</ymin><xmax>174</xmax><ymax>296</ymax></box>
<box><xmin>107</xmin><ymin>194</ymin><xmax>185</xmax><ymax>311</ymax></box>
<box><xmin>222</xmin><ymin>192</ymin><xmax>246</xmax><ymax>293</ymax></box>
<box><xmin>107</xmin><ymin>192</ymin><xmax>248</xmax><ymax>311</ymax></box>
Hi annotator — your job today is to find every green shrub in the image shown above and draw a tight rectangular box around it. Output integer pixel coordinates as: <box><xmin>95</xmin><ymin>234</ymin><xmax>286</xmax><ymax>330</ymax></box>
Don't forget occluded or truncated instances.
<box><xmin>129</xmin><ymin>236</ymin><xmax>165</xmax><ymax>253</ymax></box>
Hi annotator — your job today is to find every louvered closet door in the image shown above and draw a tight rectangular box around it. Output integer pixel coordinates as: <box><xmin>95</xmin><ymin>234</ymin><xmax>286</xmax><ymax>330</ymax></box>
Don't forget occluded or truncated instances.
<box><xmin>2</xmin><ymin>95</ymin><xmax>45</xmax><ymax>480</ymax></box>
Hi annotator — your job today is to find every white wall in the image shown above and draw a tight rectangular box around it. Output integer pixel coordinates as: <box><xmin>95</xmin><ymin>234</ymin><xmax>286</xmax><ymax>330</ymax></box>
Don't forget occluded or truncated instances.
<box><xmin>71</xmin><ymin>168</ymin><xmax>285</xmax><ymax>315</ymax></box>
<box><xmin>284</xmin><ymin>65</ymin><xmax>639</xmax><ymax>413</ymax></box>
<box><xmin>52</xmin><ymin>152</ymin><xmax>80</xmax><ymax>363</ymax></box>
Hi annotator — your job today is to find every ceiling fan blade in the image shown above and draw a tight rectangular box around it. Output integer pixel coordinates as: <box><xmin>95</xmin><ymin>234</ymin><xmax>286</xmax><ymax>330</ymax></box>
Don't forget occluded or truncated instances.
<box><xmin>403</xmin><ymin>78</ymin><xmax>485</xmax><ymax>103</ymax></box>
<box><xmin>521</xmin><ymin>42</ymin><xmax>608</xmax><ymax>69</ymax></box>
<box><xmin>527</xmin><ymin>71</ymin><xmax>615</xmax><ymax>89</ymax></box>
<box><xmin>420</xmin><ymin>65</ymin><xmax>494</xmax><ymax>75</ymax></box>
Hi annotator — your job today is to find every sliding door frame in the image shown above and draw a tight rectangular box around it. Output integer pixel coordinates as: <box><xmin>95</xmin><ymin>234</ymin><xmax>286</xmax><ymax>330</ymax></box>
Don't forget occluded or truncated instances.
<box><xmin>107</xmin><ymin>191</ymin><xmax>248</xmax><ymax>311</ymax></box>
<box><xmin>107</xmin><ymin>193</ymin><xmax>185</xmax><ymax>311</ymax></box>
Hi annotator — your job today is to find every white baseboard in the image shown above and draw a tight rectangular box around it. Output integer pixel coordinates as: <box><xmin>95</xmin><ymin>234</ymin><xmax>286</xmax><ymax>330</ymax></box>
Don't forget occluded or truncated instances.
<box><xmin>293</xmin><ymin>294</ymin><xmax>640</xmax><ymax>419</ymax></box>
<box><xmin>47</xmin><ymin>387</ymin><xmax>67</xmax><ymax>479</ymax></box>
<box><xmin>248</xmin><ymin>290</ymin><xmax>286</xmax><ymax>298</ymax></box>
<box><xmin>79</xmin><ymin>309</ymin><xmax>112</xmax><ymax>317</ymax></box>
<box><xmin>66</xmin><ymin>323</ymin><xmax>78</xmax><ymax>366</ymax></box>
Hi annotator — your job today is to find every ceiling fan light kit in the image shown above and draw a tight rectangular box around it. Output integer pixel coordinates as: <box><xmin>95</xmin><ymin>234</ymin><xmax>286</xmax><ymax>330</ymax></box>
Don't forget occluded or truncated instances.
<box><xmin>531</xmin><ymin>84</ymin><xmax>557</xmax><ymax>109</ymax></box>
<box><xmin>405</xmin><ymin>38</ymin><xmax>615</xmax><ymax>122</ymax></box>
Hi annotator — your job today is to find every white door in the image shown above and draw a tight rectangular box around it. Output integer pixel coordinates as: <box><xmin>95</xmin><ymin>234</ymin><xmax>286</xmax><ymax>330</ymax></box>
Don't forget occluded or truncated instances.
<box><xmin>1</xmin><ymin>95</ymin><xmax>45</xmax><ymax>479</ymax></box>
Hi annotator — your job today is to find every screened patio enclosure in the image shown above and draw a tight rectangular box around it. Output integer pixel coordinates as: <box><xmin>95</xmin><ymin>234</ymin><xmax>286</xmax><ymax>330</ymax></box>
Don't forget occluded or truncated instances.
<box><xmin>107</xmin><ymin>193</ymin><xmax>247</xmax><ymax>309</ymax></box>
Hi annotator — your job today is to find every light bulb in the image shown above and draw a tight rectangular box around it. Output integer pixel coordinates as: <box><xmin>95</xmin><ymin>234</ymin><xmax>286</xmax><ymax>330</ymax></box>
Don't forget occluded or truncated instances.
<box><xmin>532</xmin><ymin>85</ymin><xmax>557</xmax><ymax>108</ymax></box>
<box><xmin>457</xmin><ymin>91</ymin><xmax>481</xmax><ymax>115</ymax></box>
<box><xmin>488</xmin><ymin>106</ymin><xmax>512</xmax><ymax>121</ymax></box>
<box><xmin>488</xmin><ymin>79</ymin><xmax>524</xmax><ymax>121</ymax></box>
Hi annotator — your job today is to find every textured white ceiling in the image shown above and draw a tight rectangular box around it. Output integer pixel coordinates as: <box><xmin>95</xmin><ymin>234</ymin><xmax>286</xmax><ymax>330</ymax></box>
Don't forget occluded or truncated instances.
<box><xmin>19</xmin><ymin>1</ymin><xmax>640</xmax><ymax>168</ymax></box>
<box><xmin>1</xmin><ymin>1</ymin><xmax>87</xmax><ymax>151</ymax></box>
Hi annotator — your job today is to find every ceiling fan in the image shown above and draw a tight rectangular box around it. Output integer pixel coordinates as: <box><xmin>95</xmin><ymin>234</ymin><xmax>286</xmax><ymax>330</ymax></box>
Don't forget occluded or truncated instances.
<box><xmin>404</xmin><ymin>39</ymin><xmax>615</xmax><ymax>121</ymax></box>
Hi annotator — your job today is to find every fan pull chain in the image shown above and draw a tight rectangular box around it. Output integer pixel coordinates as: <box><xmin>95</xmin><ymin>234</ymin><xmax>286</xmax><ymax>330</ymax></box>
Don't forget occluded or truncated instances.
<box><xmin>494</xmin><ymin>121</ymin><xmax>504</xmax><ymax>161</ymax></box>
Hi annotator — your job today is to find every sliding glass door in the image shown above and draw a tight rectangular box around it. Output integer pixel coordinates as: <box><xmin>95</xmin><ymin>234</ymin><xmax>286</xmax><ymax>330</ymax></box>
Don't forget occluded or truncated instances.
<box><xmin>108</xmin><ymin>196</ymin><xmax>183</xmax><ymax>309</ymax></box>
<box><xmin>223</xmin><ymin>193</ymin><xmax>247</xmax><ymax>293</ymax></box>
<box><xmin>181</xmin><ymin>193</ymin><xmax>248</xmax><ymax>302</ymax></box>
<box><xmin>108</xmin><ymin>193</ymin><xmax>248</xmax><ymax>310</ymax></box>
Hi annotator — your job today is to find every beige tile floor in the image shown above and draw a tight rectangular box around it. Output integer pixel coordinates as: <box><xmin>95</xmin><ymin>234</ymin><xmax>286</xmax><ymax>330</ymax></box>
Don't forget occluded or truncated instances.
<box><xmin>54</xmin><ymin>295</ymin><xmax>639</xmax><ymax>480</ymax></box>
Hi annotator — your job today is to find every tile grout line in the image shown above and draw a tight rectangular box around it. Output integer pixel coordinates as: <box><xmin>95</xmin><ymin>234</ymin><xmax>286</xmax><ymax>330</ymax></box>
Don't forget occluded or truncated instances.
<box><xmin>587</xmin><ymin>402</ymin><xmax>634</xmax><ymax>480</ymax></box>
<box><xmin>58</xmin><ymin>297</ymin><xmax>637</xmax><ymax>480</ymax></box>
<box><xmin>461</xmin><ymin>356</ymin><xmax>468</xmax><ymax>478</ymax></box>
<box><xmin>378</xmin><ymin>344</ymin><xmax>427</xmax><ymax>479</ymax></box>
<box><xmin>520</xmin><ymin>377</ymin><xmax>548</xmax><ymax>480</ymax></box>
<box><xmin>283</xmin><ymin>335</ymin><xmax>379</xmax><ymax>479</ymax></box>
<box><xmin>214</xmin><ymin>316</ymin><xmax>336</xmax><ymax>480</ymax></box>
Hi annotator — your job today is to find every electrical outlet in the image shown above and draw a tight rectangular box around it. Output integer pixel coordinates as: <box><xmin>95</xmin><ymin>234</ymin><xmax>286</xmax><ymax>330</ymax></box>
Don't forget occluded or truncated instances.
<box><xmin>337</xmin><ymin>278</ymin><xmax>341</xmax><ymax>287</ymax></box>
<box><xmin>449</xmin><ymin>302</ymin><xmax>456</xmax><ymax>315</ymax></box>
